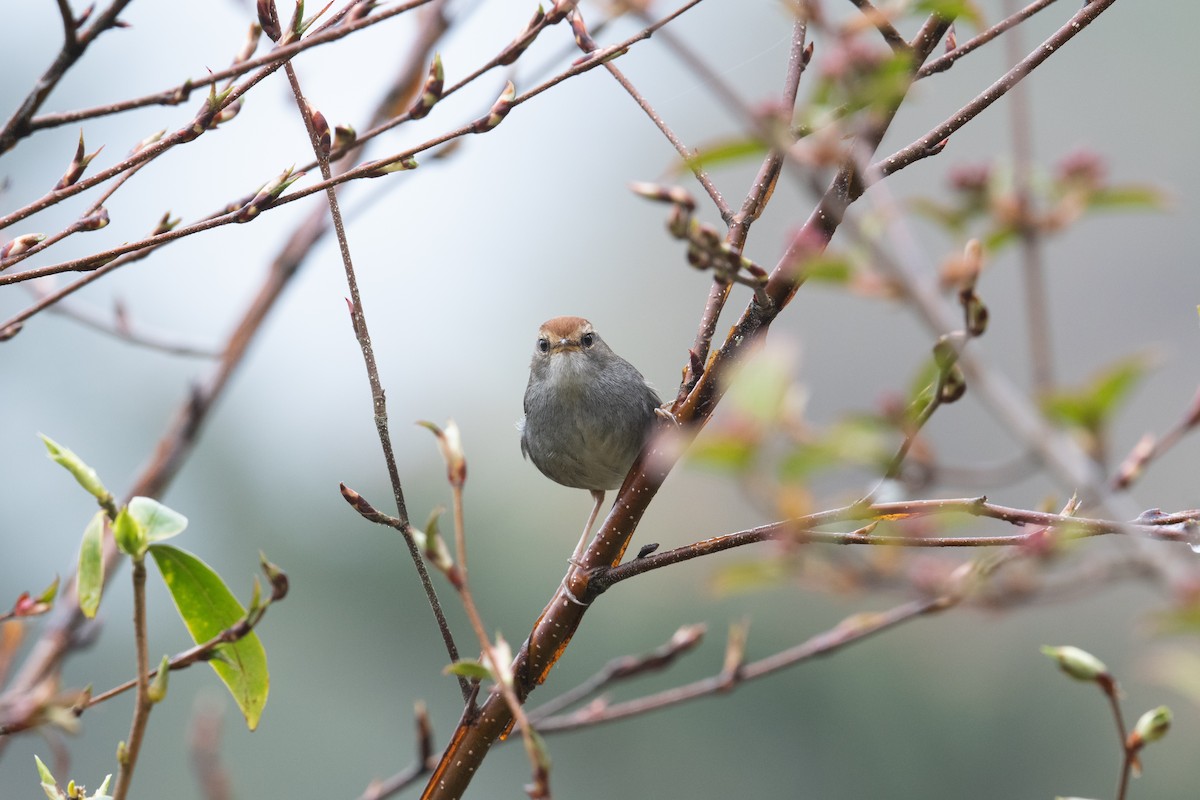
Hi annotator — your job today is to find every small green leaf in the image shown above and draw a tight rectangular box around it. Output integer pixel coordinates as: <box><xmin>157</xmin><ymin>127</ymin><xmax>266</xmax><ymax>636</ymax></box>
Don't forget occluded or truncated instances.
<box><xmin>1041</xmin><ymin>644</ymin><xmax>1109</xmax><ymax>682</ymax></box>
<box><xmin>1133</xmin><ymin>705</ymin><xmax>1172</xmax><ymax>744</ymax></box>
<box><xmin>1042</xmin><ymin>355</ymin><xmax>1149</xmax><ymax>432</ymax></box>
<box><xmin>677</xmin><ymin>137</ymin><xmax>767</xmax><ymax>174</ymax></box>
<box><xmin>723</xmin><ymin>345</ymin><xmax>796</xmax><ymax>429</ymax></box>
<box><xmin>802</xmin><ymin>254</ymin><xmax>854</xmax><ymax>284</ymax></box>
<box><xmin>1085</xmin><ymin>184</ymin><xmax>1168</xmax><ymax>211</ymax></box>
<box><xmin>35</xmin><ymin>755</ymin><xmax>58</xmax><ymax>799</ymax></box>
<box><xmin>687</xmin><ymin>433</ymin><xmax>758</xmax><ymax>473</ymax></box>
<box><xmin>39</xmin><ymin>434</ymin><xmax>110</xmax><ymax>503</ymax></box>
<box><xmin>710</xmin><ymin>558</ymin><xmax>791</xmax><ymax>596</ymax></box>
<box><xmin>915</xmin><ymin>0</ymin><xmax>984</xmax><ymax>28</ymax></box>
<box><xmin>78</xmin><ymin>511</ymin><xmax>106</xmax><ymax>618</ymax></box>
<box><xmin>35</xmin><ymin>575</ymin><xmax>60</xmax><ymax>606</ymax></box>
<box><xmin>127</xmin><ymin>496</ymin><xmax>187</xmax><ymax>542</ymax></box>
<box><xmin>148</xmin><ymin>654</ymin><xmax>171</xmax><ymax>703</ymax></box>
<box><xmin>149</xmin><ymin>544</ymin><xmax>268</xmax><ymax>729</ymax></box>
<box><xmin>112</xmin><ymin>507</ymin><xmax>145</xmax><ymax>558</ymax></box>
<box><xmin>444</xmin><ymin>659</ymin><xmax>492</xmax><ymax>681</ymax></box>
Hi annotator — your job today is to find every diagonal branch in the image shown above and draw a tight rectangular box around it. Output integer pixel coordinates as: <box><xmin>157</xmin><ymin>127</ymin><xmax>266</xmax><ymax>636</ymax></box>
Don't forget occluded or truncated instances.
<box><xmin>0</xmin><ymin>0</ymin><xmax>134</xmax><ymax>153</ymax></box>
<box><xmin>871</xmin><ymin>0</ymin><xmax>1118</xmax><ymax>181</ymax></box>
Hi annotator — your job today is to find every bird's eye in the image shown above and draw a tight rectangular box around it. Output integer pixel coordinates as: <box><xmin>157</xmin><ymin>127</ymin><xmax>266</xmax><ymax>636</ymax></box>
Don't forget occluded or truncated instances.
<box><xmin>536</xmin><ymin>338</ymin><xmax>550</xmax><ymax>353</ymax></box>
<box><xmin>581</xmin><ymin>332</ymin><xmax>595</xmax><ymax>348</ymax></box>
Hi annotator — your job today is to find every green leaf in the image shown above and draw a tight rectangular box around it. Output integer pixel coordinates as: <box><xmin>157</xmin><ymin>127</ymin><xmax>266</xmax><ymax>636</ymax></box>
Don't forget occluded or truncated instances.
<box><xmin>1085</xmin><ymin>184</ymin><xmax>1168</xmax><ymax>212</ymax></box>
<box><xmin>915</xmin><ymin>0</ymin><xmax>984</xmax><ymax>28</ymax></box>
<box><xmin>687</xmin><ymin>433</ymin><xmax>758</xmax><ymax>473</ymax></box>
<box><xmin>710</xmin><ymin>558</ymin><xmax>791</xmax><ymax>596</ymax></box>
<box><xmin>39</xmin><ymin>434</ymin><xmax>110</xmax><ymax>503</ymax></box>
<box><xmin>1042</xmin><ymin>354</ymin><xmax>1149</xmax><ymax>432</ymax></box>
<box><xmin>78</xmin><ymin>511</ymin><xmax>106</xmax><ymax>618</ymax></box>
<box><xmin>444</xmin><ymin>659</ymin><xmax>493</xmax><ymax>681</ymax></box>
<box><xmin>802</xmin><ymin>253</ymin><xmax>854</xmax><ymax>284</ymax></box>
<box><xmin>149</xmin><ymin>544</ymin><xmax>268</xmax><ymax>729</ymax></box>
<box><xmin>112</xmin><ymin>507</ymin><xmax>145</xmax><ymax>558</ymax></box>
<box><xmin>723</xmin><ymin>345</ymin><xmax>795</xmax><ymax>429</ymax></box>
<box><xmin>127</xmin><ymin>496</ymin><xmax>187</xmax><ymax>542</ymax></box>
<box><xmin>778</xmin><ymin>417</ymin><xmax>892</xmax><ymax>479</ymax></box>
<box><xmin>35</xmin><ymin>755</ymin><xmax>58</xmax><ymax>799</ymax></box>
<box><xmin>677</xmin><ymin>137</ymin><xmax>767</xmax><ymax>174</ymax></box>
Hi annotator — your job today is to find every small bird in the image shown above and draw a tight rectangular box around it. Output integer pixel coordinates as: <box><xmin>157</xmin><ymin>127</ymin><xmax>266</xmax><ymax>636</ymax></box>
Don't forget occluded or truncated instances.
<box><xmin>519</xmin><ymin>316</ymin><xmax>661</xmax><ymax>568</ymax></box>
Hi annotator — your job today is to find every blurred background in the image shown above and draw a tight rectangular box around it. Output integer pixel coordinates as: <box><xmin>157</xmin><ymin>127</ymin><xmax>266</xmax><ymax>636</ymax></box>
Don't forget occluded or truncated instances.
<box><xmin>2</xmin><ymin>1</ymin><xmax>1198</xmax><ymax>797</ymax></box>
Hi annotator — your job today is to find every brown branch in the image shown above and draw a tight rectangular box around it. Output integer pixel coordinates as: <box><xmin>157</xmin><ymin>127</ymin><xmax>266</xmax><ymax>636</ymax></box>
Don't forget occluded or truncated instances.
<box><xmin>588</xmin><ymin>499</ymin><xmax>1200</xmax><ymax>593</ymax></box>
<box><xmin>917</xmin><ymin>0</ymin><xmax>1061</xmax><ymax>78</ymax></box>
<box><xmin>527</xmin><ymin>624</ymin><xmax>706</xmax><ymax>723</ymax></box>
<box><xmin>32</xmin><ymin>292</ymin><xmax>219</xmax><ymax>358</ymax></box>
<box><xmin>536</xmin><ymin>597</ymin><xmax>942</xmax><ymax>733</ymax></box>
<box><xmin>356</xmin><ymin>703</ymin><xmax>438</xmax><ymax>800</ymax></box>
<box><xmin>19</xmin><ymin>0</ymin><xmax>435</xmax><ymax>137</ymax></box>
<box><xmin>847</xmin><ymin>0</ymin><xmax>909</xmax><ymax>54</ymax></box>
<box><xmin>281</xmin><ymin>8</ymin><xmax>468</xmax><ymax>702</ymax></box>
<box><xmin>419</xmin><ymin>14</ymin><xmax>954</xmax><ymax>800</ymax></box>
<box><xmin>0</xmin><ymin>1</ymin><xmax>702</xmax><ymax>292</ymax></box>
<box><xmin>111</xmin><ymin>558</ymin><xmax>150</xmax><ymax>800</ymax></box>
<box><xmin>619</xmin><ymin>5</ymin><xmax>813</xmax><ymax>399</ymax></box>
<box><xmin>575</xmin><ymin>5</ymin><xmax>730</xmax><ymax>220</ymax></box>
<box><xmin>871</xmin><ymin>0</ymin><xmax>1118</xmax><ymax>181</ymax></box>
<box><xmin>0</xmin><ymin>7</ymin><xmax>453</xmax><ymax>743</ymax></box>
<box><xmin>0</xmin><ymin>0</ymin><xmax>134</xmax><ymax>154</ymax></box>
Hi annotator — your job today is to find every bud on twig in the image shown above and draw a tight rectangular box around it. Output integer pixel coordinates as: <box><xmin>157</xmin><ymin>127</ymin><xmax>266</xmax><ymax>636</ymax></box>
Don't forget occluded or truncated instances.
<box><xmin>213</xmin><ymin>97</ymin><xmax>243</xmax><ymax>126</ymax></box>
<box><xmin>1129</xmin><ymin>705</ymin><xmax>1171</xmax><ymax>747</ymax></box>
<box><xmin>147</xmin><ymin>654</ymin><xmax>171</xmax><ymax>703</ymax></box>
<box><xmin>234</xmin><ymin>166</ymin><xmax>304</xmax><ymax>222</ymax></box>
<box><xmin>419</xmin><ymin>420</ymin><xmax>467</xmax><ymax>488</ymax></box>
<box><xmin>306</xmin><ymin>101</ymin><xmax>331</xmax><ymax>155</ymax></box>
<box><xmin>1041</xmin><ymin>644</ymin><xmax>1110</xmax><ymax>683</ymax></box>
<box><xmin>346</xmin><ymin>0</ymin><xmax>379</xmax><ymax>24</ymax></box>
<box><xmin>408</xmin><ymin>54</ymin><xmax>444</xmax><ymax>120</ymax></box>
<box><xmin>151</xmin><ymin>211</ymin><xmax>181</xmax><ymax>236</ymax></box>
<box><xmin>235</xmin><ymin>22</ymin><xmax>263</xmax><ymax>64</ymax></box>
<box><xmin>363</xmin><ymin>155</ymin><xmax>418</xmax><ymax>178</ymax></box>
<box><xmin>78</xmin><ymin>207</ymin><xmax>110</xmax><ymax>232</ymax></box>
<box><xmin>1</xmin><ymin>233</ymin><xmax>46</xmax><ymax>262</ymax></box>
<box><xmin>128</xmin><ymin>129</ymin><xmax>166</xmax><ymax>156</ymax></box>
<box><xmin>333</xmin><ymin>124</ymin><xmax>357</xmax><ymax>151</ymax></box>
<box><xmin>498</xmin><ymin>7</ymin><xmax>545</xmax><ymax>66</ymax></box>
<box><xmin>471</xmin><ymin>81</ymin><xmax>516</xmax><ymax>133</ymax></box>
<box><xmin>56</xmin><ymin>132</ymin><xmax>103</xmax><ymax>190</ymax></box>
<box><xmin>258</xmin><ymin>0</ymin><xmax>282</xmax><ymax>42</ymax></box>
<box><xmin>259</xmin><ymin>552</ymin><xmax>289</xmax><ymax>601</ymax></box>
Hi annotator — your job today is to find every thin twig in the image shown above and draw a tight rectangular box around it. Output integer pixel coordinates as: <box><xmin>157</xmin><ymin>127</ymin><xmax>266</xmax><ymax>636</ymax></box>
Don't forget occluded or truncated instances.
<box><xmin>356</xmin><ymin>703</ymin><xmax>437</xmax><ymax>800</ymax></box>
<box><xmin>590</xmin><ymin>498</ymin><xmax>1199</xmax><ymax>593</ymax></box>
<box><xmin>111</xmin><ymin>558</ymin><xmax>151</xmax><ymax>800</ymax></box>
<box><xmin>917</xmin><ymin>0</ymin><xmax>1061</xmax><ymax>78</ymax></box>
<box><xmin>536</xmin><ymin>597</ymin><xmax>942</xmax><ymax>732</ymax></box>
<box><xmin>871</xmin><ymin>0</ymin><xmax>1118</xmax><ymax>181</ymax></box>
<box><xmin>19</xmin><ymin>0</ymin><xmax>436</xmax><ymax>137</ymax></box>
<box><xmin>0</xmin><ymin>0</ymin><xmax>134</xmax><ymax>153</ymax></box>
<box><xmin>527</xmin><ymin>624</ymin><xmax>706</xmax><ymax>723</ymax></box>
<box><xmin>420</xmin><ymin>15</ymin><xmax>955</xmax><ymax>798</ymax></box>
<box><xmin>0</xmin><ymin>1</ymin><xmax>705</xmax><ymax>291</ymax></box>
<box><xmin>281</xmin><ymin>28</ymin><xmax>467</xmax><ymax>700</ymax></box>
<box><xmin>847</xmin><ymin>0</ymin><xmax>909</xmax><ymax>54</ymax></box>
